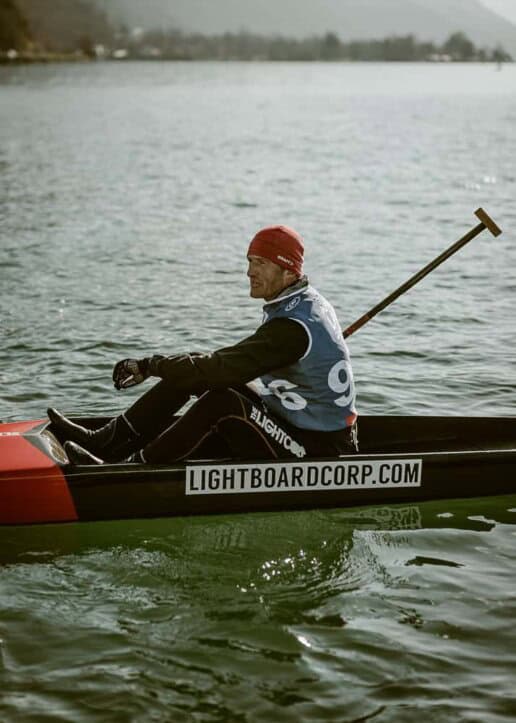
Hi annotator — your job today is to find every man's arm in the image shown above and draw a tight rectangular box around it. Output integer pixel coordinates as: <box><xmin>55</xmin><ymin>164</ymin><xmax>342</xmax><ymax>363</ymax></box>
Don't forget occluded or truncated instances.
<box><xmin>113</xmin><ymin>318</ymin><xmax>308</xmax><ymax>393</ymax></box>
<box><xmin>155</xmin><ymin>318</ymin><xmax>308</xmax><ymax>387</ymax></box>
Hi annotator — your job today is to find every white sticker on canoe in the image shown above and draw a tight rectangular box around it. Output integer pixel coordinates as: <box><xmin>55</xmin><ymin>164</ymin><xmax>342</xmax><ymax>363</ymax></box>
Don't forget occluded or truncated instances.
<box><xmin>186</xmin><ymin>459</ymin><xmax>422</xmax><ymax>495</ymax></box>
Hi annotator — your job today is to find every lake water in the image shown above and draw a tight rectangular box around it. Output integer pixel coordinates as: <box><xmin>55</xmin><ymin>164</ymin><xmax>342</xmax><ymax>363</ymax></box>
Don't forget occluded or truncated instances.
<box><xmin>1</xmin><ymin>61</ymin><xmax>516</xmax><ymax>721</ymax></box>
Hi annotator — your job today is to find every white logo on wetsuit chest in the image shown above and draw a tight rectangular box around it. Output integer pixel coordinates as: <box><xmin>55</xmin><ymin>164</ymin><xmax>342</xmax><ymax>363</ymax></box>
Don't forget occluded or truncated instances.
<box><xmin>285</xmin><ymin>296</ymin><xmax>301</xmax><ymax>311</ymax></box>
<box><xmin>250</xmin><ymin>406</ymin><xmax>306</xmax><ymax>458</ymax></box>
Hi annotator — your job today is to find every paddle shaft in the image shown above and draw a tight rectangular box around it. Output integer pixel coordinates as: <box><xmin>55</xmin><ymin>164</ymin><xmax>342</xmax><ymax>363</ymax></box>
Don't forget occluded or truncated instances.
<box><xmin>343</xmin><ymin>207</ymin><xmax>502</xmax><ymax>339</ymax></box>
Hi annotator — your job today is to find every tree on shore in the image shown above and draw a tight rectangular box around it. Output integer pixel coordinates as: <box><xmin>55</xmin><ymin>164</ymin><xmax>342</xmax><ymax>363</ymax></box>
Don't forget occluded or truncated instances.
<box><xmin>443</xmin><ymin>32</ymin><xmax>475</xmax><ymax>61</ymax></box>
<box><xmin>16</xmin><ymin>0</ymin><xmax>113</xmax><ymax>52</ymax></box>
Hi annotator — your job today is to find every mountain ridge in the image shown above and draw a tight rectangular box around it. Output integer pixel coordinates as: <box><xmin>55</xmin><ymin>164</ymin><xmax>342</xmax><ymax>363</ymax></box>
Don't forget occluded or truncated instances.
<box><xmin>100</xmin><ymin>0</ymin><xmax>516</xmax><ymax>54</ymax></box>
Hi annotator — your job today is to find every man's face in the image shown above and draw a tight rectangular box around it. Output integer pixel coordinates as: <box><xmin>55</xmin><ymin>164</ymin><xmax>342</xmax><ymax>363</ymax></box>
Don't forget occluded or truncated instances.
<box><xmin>247</xmin><ymin>255</ymin><xmax>294</xmax><ymax>300</ymax></box>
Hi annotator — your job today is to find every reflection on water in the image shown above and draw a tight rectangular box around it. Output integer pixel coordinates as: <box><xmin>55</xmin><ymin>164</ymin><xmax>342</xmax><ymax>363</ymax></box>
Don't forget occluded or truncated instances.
<box><xmin>1</xmin><ymin>495</ymin><xmax>514</xmax><ymax>568</ymax></box>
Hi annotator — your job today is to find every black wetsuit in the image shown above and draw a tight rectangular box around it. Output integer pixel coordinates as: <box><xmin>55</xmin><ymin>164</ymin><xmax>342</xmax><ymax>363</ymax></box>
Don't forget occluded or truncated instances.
<box><xmin>124</xmin><ymin>318</ymin><xmax>358</xmax><ymax>463</ymax></box>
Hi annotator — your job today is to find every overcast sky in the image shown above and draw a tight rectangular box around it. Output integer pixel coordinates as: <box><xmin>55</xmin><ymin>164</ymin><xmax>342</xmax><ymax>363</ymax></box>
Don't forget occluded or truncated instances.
<box><xmin>103</xmin><ymin>0</ymin><xmax>516</xmax><ymax>33</ymax></box>
<box><xmin>481</xmin><ymin>0</ymin><xmax>516</xmax><ymax>24</ymax></box>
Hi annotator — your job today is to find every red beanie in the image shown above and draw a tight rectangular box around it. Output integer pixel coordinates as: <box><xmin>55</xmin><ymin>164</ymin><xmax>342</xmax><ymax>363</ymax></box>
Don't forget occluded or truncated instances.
<box><xmin>247</xmin><ymin>225</ymin><xmax>304</xmax><ymax>277</ymax></box>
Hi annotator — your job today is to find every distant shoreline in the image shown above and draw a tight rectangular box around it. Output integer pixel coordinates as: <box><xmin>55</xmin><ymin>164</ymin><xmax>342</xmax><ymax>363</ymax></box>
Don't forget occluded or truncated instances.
<box><xmin>0</xmin><ymin>52</ymin><xmax>90</xmax><ymax>65</ymax></box>
<box><xmin>1</xmin><ymin>54</ymin><xmax>512</xmax><ymax>66</ymax></box>
<box><xmin>2</xmin><ymin>30</ymin><xmax>513</xmax><ymax>66</ymax></box>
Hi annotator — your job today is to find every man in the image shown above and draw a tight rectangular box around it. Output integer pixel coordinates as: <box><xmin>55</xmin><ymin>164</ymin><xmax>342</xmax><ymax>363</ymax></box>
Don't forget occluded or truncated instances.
<box><xmin>48</xmin><ymin>225</ymin><xmax>358</xmax><ymax>465</ymax></box>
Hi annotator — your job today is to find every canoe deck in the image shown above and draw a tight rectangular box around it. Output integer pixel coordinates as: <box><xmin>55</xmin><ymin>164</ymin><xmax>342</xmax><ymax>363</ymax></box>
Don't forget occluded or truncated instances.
<box><xmin>47</xmin><ymin>413</ymin><xmax>516</xmax><ymax>455</ymax></box>
<box><xmin>358</xmin><ymin>415</ymin><xmax>516</xmax><ymax>454</ymax></box>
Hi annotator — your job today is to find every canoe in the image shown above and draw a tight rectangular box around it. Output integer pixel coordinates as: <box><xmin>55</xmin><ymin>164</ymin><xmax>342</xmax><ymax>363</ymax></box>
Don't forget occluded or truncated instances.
<box><xmin>1</xmin><ymin>415</ymin><xmax>515</xmax><ymax>526</ymax></box>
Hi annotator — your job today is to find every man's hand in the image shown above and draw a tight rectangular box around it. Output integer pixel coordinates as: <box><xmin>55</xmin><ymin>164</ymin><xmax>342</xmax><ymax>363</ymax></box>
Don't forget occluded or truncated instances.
<box><xmin>112</xmin><ymin>358</ymin><xmax>150</xmax><ymax>390</ymax></box>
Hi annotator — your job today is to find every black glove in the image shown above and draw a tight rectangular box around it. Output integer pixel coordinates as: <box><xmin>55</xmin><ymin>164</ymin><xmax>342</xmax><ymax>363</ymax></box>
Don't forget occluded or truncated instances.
<box><xmin>112</xmin><ymin>358</ymin><xmax>151</xmax><ymax>390</ymax></box>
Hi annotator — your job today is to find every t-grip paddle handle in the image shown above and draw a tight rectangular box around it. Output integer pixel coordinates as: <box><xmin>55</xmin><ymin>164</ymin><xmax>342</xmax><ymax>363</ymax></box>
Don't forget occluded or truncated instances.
<box><xmin>475</xmin><ymin>207</ymin><xmax>502</xmax><ymax>236</ymax></box>
<box><xmin>343</xmin><ymin>207</ymin><xmax>502</xmax><ymax>338</ymax></box>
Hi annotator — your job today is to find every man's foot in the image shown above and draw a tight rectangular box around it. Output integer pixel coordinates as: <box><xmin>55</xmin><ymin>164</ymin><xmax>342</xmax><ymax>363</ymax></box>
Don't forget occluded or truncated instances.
<box><xmin>64</xmin><ymin>441</ymin><xmax>143</xmax><ymax>466</ymax></box>
<box><xmin>47</xmin><ymin>408</ymin><xmax>139</xmax><ymax>461</ymax></box>
<box><xmin>47</xmin><ymin>408</ymin><xmax>98</xmax><ymax>449</ymax></box>
<box><xmin>64</xmin><ymin>441</ymin><xmax>104</xmax><ymax>466</ymax></box>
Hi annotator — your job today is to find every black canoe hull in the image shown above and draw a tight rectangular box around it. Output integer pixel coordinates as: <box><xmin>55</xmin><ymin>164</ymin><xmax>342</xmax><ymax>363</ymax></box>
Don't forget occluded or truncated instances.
<box><xmin>1</xmin><ymin>415</ymin><xmax>516</xmax><ymax>526</ymax></box>
<box><xmin>67</xmin><ymin>450</ymin><xmax>516</xmax><ymax>523</ymax></box>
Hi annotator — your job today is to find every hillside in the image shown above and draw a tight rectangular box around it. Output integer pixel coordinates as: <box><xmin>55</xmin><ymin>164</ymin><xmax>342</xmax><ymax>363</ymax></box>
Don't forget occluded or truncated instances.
<box><xmin>102</xmin><ymin>0</ymin><xmax>516</xmax><ymax>55</ymax></box>
<box><xmin>0</xmin><ymin>0</ymin><xmax>30</xmax><ymax>50</ymax></box>
<box><xmin>4</xmin><ymin>0</ymin><xmax>515</xmax><ymax>59</ymax></box>
<box><xmin>16</xmin><ymin>0</ymin><xmax>113</xmax><ymax>52</ymax></box>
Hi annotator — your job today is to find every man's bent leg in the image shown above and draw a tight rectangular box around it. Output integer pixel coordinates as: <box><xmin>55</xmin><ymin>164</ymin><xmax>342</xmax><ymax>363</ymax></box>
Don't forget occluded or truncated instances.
<box><xmin>123</xmin><ymin>379</ymin><xmax>195</xmax><ymax>445</ymax></box>
<box><xmin>141</xmin><ymin>388</ymin><xmax>308</xmax><ymax>464</ymax></box>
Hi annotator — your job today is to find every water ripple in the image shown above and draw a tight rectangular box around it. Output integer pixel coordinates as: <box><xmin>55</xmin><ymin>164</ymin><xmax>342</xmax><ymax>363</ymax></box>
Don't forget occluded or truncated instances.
<box><xmin>1</xmin><ymin>61</ymin><xmax>516</xmax><ymax>721</ymax></box>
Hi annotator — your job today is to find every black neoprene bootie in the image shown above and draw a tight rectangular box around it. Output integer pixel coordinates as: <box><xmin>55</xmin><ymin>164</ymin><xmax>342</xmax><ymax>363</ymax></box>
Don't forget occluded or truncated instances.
<box><xmin>64</xmin><ymin>441</ymin><xmax>104</xmax><ymax>465</ymax></box>
<box><xmin>47</xmin><ymin>408</ymin><xmax>140</xmax><ymax>462</ymax></box>
<box><xmin>64</xmin><ymin>440</ymin><xmax>144</xmax><ymax>466</ymax></box>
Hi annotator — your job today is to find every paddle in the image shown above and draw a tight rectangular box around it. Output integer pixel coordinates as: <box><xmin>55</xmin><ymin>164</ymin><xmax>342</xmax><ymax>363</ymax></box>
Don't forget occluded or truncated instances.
<box><xmin>343</xmin><ymin>207</ymin><xmax>502</xmax><ymax>338</ymax></box>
